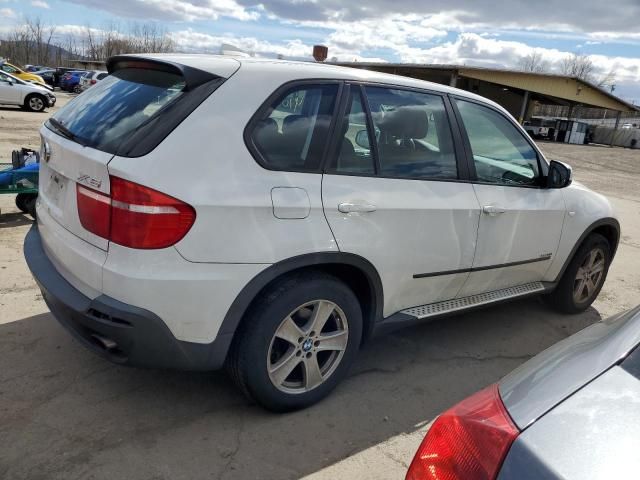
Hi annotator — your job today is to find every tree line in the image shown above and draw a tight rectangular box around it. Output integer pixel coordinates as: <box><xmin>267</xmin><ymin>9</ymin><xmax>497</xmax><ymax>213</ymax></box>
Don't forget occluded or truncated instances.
<box><xmin>0</xmin><ymin>17</ymin><xmax>175</xmax><ymax>68</ymax></box>
<box><xmin>518</xmin><ymin>51</ymin><xmax>617</xmax><ymax>90</ymax></box>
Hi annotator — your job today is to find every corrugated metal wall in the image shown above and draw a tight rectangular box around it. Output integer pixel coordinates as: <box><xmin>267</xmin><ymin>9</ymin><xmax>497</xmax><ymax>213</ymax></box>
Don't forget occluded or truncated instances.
<box><xmin>592</xmin><ymin>126</ymin><xmax>640</xmax><ymax>148</ymax></box>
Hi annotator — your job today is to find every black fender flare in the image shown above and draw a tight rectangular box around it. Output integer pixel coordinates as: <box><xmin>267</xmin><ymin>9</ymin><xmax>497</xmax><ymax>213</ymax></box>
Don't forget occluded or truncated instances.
<box><xmin>216</xmin><ymin>252</ymin><xmax>384</xmax><ymax>359</ymax></box>
<box><xmin>553</xmin><ymin>217</ymin><xmax>620</xmax><ymax>283</ymax></box>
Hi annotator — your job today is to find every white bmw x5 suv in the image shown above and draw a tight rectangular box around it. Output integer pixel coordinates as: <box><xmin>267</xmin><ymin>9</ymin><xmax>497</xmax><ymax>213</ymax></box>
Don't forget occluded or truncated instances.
<box><xmin>25</xmin><ymin>54</ymin><xmax>619</xmax><ymax>411</ymax></box>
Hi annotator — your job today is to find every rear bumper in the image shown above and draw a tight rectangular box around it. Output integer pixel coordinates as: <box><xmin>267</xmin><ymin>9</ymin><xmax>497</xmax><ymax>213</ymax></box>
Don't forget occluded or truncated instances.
<box><xmin>24</xmin><ymin>225</ymin><xmax>230</xmax><ymax>370</ymax></box>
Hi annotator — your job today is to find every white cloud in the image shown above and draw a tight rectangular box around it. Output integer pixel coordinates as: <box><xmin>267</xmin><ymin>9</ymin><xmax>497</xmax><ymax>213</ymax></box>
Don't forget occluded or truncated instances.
<box><xmin>31</xmin><ymin>0</ymin><xmax>50</xmax><ymax>8</ymax></box>
<box><xmin>169</xmin><ymin>29</ymin><xmax>386</xmax><ymax>62</ymax></box>
<box><xmin>63</xmin><ymin>0</ymin><xmax>257</xmax><ymax>22</ymax></box>
<box><xmin>317</xmin><ymin>15</ymin><xmax>447</xmax><ymax>53</ymax></box>
<box><xmin>396</xmin><ymin>33</ymin><xmax>563</xmax><ymax>66</ymax></box>
<box><xmin>589</xmin><ymin>31</ymin><xmax>640</xmax><ymax>43</ymax></box>
<box><xmin>0</xmin><ymin>7</ymin><xmax>15</xmax><ymax>17</ymax></box>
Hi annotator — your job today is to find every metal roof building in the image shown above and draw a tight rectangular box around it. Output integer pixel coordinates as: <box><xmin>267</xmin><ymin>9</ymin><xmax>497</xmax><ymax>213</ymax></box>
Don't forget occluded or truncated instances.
<box><xmin>334</xmin><ymin>62</ymin><xmax>638</xmax><ymax>125</ymax></box>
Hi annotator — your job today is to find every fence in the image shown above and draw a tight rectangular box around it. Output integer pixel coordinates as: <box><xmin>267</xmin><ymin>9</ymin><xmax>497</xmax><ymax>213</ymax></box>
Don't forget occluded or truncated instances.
<box><xmin>592</xmin><ymin>126</ymin><xmax>640</xmax><ymax>148</ymax></box>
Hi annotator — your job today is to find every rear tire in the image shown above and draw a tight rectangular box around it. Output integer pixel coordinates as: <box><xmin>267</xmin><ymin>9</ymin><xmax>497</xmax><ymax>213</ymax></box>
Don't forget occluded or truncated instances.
<box><xmin>15</xmin><ymin>193</ymin><xmax>36</xmax><ymax>213</ymax></box>
<box><xmin>227</xmin><ymin>271</ymin><xmax>362</xmax><ymax>412</ymax></box>
<box><xmin>24</xmin><ymin>195</ymin><xmax>37</xmax><ymax>220</ymax></box>
<box><xmin>545</xmin><ymin>233</ymin><xmax>611</xmax><ymax>313</ymax></box>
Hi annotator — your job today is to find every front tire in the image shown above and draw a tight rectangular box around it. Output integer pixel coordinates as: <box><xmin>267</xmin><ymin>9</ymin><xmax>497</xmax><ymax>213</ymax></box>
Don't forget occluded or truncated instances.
<box><xmin>546</xmin><ymin>233</ymin><xmax>611</xmax><ymax>313</ymax></box>
<box><xmin>227</xmin><ymin>272</ymin><xmax>362</xmax><ymax>412</ymax></box>
<box><xmin>24</xmin><ymin>94</ymin><xmax>46</xmax><ymax>112</ymax></box>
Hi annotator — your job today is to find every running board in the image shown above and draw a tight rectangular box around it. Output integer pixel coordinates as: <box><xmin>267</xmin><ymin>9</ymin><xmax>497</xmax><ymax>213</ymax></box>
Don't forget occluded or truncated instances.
<box><xmin>401</xmin><ymin>282</ymin><xmax>545</xmax><ymax>320</ymax></box>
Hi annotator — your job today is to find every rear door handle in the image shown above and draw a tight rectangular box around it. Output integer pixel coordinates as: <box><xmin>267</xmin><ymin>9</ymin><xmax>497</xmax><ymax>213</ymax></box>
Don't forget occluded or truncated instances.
<box><xmin>338</xmin><ymin>202</ymin><xmax>377</xmax><ymax>214</ymax></box>
<box><xmin>482</xmin><ymin>205</ymin><xmax>507</xmax><ymax>216</ymax></box>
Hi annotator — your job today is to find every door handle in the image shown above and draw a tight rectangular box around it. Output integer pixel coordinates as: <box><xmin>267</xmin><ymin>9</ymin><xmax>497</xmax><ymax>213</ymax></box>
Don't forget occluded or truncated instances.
<box><xmin>338</xmin><ymin>202</ymin><xmax>377</xmax><ymax>214</ymax></box>
<box><xmin>482</xmin><ymin>205</ymin><xmax>507</xmax><ymax>216</ymax></box>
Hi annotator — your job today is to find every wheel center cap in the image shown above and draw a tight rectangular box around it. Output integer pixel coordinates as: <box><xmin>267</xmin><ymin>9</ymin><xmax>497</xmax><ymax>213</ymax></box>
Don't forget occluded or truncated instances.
<box><xmin>302</xmin><ymin>339</ymin><xmax>313</xmax><ymax>352</ymax></box>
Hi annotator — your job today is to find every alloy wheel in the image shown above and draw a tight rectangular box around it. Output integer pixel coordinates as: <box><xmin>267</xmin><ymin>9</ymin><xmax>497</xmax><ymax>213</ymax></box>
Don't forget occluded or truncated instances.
<box><xmin>267</xmin><ymin>300</ymin><xmax>349</xmax><ymax>394</ymax></box>
<box><xmin>29</xmin><ymin>97</ymin><xmax>44</xmax><ymax>111</ymax></box>
<box><xmin>573</xmin><ymin>247</ymin><xmax>606</xmax><ymax>304</ymax></box>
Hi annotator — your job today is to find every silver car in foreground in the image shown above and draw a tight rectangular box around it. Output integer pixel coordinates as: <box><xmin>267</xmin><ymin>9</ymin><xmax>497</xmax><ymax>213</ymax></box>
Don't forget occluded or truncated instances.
<box><xmin>406</xmin><ymin>306</ymin><xmax>640</xmax><ymax>480</ymax></box>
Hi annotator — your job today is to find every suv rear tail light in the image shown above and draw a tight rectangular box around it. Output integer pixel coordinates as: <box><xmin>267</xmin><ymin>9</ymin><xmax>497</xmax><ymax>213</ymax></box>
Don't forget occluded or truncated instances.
<box><xmin>77</xmin><ymin>185</ymin><xmax>111</xmax><ymax>238</ymax></box>
<box><xmin>406</xmin><ymin>384</ymin><xmax>519</xmax><ymax>480</ymax></box>
<box><xmin>90</xmin><ymin>79</ymin><xmax>97</xmax><ymax>84</ymax></box>
<box><xmin>77</xmin><ymin>176</ymin><xmax>195</xmax><ymax>249</ymax></box>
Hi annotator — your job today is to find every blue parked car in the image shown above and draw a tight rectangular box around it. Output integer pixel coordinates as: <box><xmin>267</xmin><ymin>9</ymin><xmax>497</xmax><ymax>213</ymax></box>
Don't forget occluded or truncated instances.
<box><xmin>60</xmin><ymin>70</ymin><xmax>89</xmax><ymax>93</ymax></box>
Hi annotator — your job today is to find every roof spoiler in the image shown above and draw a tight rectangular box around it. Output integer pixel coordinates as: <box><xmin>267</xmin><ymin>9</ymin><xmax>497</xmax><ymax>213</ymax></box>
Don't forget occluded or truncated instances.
<box><xmin>106</xmin><ymin>55</ymin><xmax>219</xmax><ymax>91</ymax></box>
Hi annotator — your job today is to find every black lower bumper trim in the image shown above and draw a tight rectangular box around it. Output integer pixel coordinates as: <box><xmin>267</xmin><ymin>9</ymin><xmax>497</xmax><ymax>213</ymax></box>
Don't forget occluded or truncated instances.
<box><xmin>23</xmin><ymin>225</ymin><xmax>231</xmax><ymax>371</ymax></box>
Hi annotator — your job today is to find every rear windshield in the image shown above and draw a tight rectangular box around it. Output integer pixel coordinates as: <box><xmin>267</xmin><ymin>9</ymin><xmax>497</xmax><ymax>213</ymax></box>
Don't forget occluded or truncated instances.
<box><xmin>47</xmin><ymin>68</ymin><xmax>186</xmax><ymax>154</ymax></box>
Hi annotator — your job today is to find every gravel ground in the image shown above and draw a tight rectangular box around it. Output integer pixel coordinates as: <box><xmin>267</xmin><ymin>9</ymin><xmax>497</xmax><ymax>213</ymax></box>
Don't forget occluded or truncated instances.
<box><xmin>1</xmin><ymin>98</ymin><xmax>639</xmax><ymax>479</ymax></box>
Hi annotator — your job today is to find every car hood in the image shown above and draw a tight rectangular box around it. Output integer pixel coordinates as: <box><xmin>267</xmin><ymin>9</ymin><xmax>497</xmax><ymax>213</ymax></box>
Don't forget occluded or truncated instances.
<box><xmin>20</xmin><ymin>73</ymin><xmax>45</xmax><ymax>83</ymax></box>
<box><xmin>499</xmin><ymin>306</ymin><xmax>640</xmax><ymax>430</ymax></box>
<box><xmin>25</xmin><ymin>80</ymin><xmax>53</xmax><ymax>92</ymax></box>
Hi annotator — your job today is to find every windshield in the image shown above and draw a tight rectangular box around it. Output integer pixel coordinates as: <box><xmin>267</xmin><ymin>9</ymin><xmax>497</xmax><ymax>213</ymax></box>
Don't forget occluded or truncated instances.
<box><xmin>0</xmin><ymin>71</ymin><xmax>26</xmax><ymax>85</ymax></box>
<box><xmin>48</xmin><ymin>68</ymin><xmax>186</xmax><ymax>154</ymax></box>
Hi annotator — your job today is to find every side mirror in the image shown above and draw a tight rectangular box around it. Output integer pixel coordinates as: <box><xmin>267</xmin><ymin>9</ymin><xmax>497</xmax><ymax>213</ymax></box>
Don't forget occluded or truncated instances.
<box><xmin>354</xmin><ymin>129</ymin><xmax>370</xmax><ymax>149</ymax></box>
<box><xmin>547</xmin><ymin>160</ymin><xmax>572</xmax><ymax>188</ymax></box>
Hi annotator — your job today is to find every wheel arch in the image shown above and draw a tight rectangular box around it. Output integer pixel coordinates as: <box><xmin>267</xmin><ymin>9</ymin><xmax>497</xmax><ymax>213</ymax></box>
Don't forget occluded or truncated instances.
<box><xmin>554</xmin><ymin>217</ymin><xmax>620</xmax><ymax>283</ymax></box>
<box><xmin>220</xmin><ymin>252</ymin><xmax>384</xmax><ymax>356</ymax></box>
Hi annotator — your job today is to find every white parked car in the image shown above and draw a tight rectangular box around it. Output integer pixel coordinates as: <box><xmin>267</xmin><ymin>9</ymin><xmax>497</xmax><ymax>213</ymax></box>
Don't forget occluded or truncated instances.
<box><xmin>79</xmin><ymin>70</ymin><xmax>108</xmax><ymax>92</ymax></box>
<box><xmin>0</xmin><ymin>70</ymin><xmax>56</xmax><ymax>112</ymax></box>
<box><xmin>25</xmin><ymin>54</ymin><xmax>619</xmax><ymax>411</ymax></box>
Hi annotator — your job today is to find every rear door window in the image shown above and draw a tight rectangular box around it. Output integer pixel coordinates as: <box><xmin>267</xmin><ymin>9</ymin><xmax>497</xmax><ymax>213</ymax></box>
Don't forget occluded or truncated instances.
<box><xmin>47</xmin><ymin>68</ymin><xmax>187</xmax><ymax>154</ymax></box>
<box><xmin>364</xmin><ymin>86</ymin><xmax>458</xmax><ymax>179</ymax></box>
<box><xmin>248</xmin><ymin>83</ymin><xmax>339</xmax><ymax>172</ymax></box>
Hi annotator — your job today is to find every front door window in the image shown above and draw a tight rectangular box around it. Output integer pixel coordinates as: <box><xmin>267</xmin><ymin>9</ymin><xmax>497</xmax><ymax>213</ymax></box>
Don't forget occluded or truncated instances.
<box><xmin>455</xmin><ymin>99</ymin><xmax>540</xmax><ymax>186</ymax></box>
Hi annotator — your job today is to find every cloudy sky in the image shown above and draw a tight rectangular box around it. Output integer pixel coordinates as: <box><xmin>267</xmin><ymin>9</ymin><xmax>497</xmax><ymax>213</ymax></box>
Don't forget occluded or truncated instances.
<box><xmin>2</xmin><ymin>0</ymin><xmax>639</xmax><ymax>101</ymax></box>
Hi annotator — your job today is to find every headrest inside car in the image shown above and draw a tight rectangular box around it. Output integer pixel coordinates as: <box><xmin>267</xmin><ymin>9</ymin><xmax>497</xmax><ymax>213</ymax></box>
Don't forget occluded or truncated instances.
<box><xmin>378</xmin><ymin>106</ymin><xmax>428</xmax><ymax>139</ymax></box>
<box><xmin>282</xmin><ymin>115</ymin><xmax>310</xmax><ymax>135</ymax></box>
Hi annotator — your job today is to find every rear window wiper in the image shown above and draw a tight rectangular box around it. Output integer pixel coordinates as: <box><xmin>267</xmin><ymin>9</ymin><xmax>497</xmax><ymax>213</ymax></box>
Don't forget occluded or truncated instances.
<box><xmin>48</xmin><ymin>118</ymin><xmax>86</xmax><ymax>147</ymax></box>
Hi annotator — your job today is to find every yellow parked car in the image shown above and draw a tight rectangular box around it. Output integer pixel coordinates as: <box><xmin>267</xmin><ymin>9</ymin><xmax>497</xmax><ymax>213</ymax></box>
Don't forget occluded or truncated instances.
<box><xmin>0</xmin><ymin>61</ymin><xmax>45</xmax><ymax>86</ymax></box>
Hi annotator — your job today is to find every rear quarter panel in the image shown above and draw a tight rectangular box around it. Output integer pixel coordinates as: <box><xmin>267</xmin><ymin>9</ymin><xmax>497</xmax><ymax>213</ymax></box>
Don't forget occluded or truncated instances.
<box><xmin>107</xmin><ymin>63</ymin><xmax>341</xmax><ymax>264</ymax></box>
